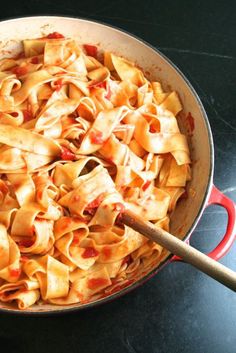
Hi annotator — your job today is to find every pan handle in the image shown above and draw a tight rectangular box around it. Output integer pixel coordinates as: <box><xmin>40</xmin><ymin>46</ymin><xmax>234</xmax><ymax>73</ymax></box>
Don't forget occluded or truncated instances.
<box><xmin>172</xmin><ymin>185</ymin><xmax>236</xmax><ymax>262</ymax></box>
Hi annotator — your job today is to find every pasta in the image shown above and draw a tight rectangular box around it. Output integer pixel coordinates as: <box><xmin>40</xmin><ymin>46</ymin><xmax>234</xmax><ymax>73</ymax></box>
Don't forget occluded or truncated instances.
<box><xmin>0</xmin><ymin>32</ymin><xmax>191</xmax><ymax>309</ymax></box>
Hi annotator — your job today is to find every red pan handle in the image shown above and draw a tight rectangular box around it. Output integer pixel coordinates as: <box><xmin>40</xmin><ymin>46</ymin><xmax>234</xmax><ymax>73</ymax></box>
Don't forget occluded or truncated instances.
<box><xmin>206</xmin><ymin>185</ymin><xmax>236</xmax><ymax>260</ymax></box>
<box><xmin>172</xmin><ymin>185</ymin><xmax>236</xmax><ymax>262</ymax></box>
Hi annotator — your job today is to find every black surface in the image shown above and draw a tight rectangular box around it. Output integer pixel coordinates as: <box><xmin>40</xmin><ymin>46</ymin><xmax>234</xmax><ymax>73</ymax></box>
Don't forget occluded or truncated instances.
<box><xmin>0</xmin><ymin>1</ymin><xmax>235</xmax><ymax>352</ymax></box>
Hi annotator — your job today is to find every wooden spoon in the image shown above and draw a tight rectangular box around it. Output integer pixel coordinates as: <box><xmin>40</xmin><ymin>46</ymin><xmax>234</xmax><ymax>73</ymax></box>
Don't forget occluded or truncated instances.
<box><xmin>120</xmin><ymin>209</ymin><xmax>236</xmax><ymax>292</ymax></box>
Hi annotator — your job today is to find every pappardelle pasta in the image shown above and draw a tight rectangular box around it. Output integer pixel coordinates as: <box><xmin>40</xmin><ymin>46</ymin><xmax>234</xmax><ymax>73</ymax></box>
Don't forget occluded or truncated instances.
<box><xmin>0</xmin><ymin>32</ymin><xmax>191</xmax><ymax>309</ymax></box>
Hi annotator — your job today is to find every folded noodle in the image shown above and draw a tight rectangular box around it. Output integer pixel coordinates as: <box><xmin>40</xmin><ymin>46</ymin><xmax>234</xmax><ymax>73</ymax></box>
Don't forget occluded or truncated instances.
<box><xmin>0</xmin><ymin>33</ymin><xmax>191</xmax><ymax>309</ymax></box>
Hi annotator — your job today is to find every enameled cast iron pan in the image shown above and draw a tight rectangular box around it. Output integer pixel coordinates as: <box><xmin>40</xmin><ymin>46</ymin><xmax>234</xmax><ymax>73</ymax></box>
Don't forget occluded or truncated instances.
<box><xmin>0</xmin><ymin>16</ymin><xmax>235</xmax><ymax>314</ymax></box>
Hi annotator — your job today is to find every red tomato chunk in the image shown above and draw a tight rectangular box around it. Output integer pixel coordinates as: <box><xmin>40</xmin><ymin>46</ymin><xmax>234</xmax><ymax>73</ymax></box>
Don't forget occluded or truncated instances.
<box><xmin>61</xmin><ymin>147</ymin><xmax>76</xmax><ymax>160</ymax></box>
<box><xmin>83</xmin><ymin>44</ymin><xmax>98</xmax><ymax>58</ymax></box>
<box><xmin>19</xmin><ymin>239</ymin><xmax>34</xmax><ymax>247</ymax></box>
<box><xmin>12</xmin><ymin>66</ymin><xmax>28</xmax><ymax>76</ymax></box>
<box><xmin>90</xmin><ymin>130</ymin><xmax>103</xmax><ymax>144</ymax></box>
<box><xmin>23</xmin><ymin>110</ymin><xmax>33</xmax><ymax>122</ymax></box>
<box><xmin>10</xmin><ymin>112</ymin><xmax>19</xmax><ymax>117</ymax></box>
<box><xmin>31</xmin><ymin>57</ymin><xmax>39</xmax><ymax>64</ymax></box>
<box><xmin>47</xmin><ymin>32</ymin><xmax>65</xmax><ymax>39</ymax></box>
<box><xmin>149</xmin><ymin>124</ymin><xmax>158</xmax><ymax>133</ymax></box>
<box><xmin>82</xmin><ymin>247</ymin><xmax>99</xmax><ymax>259</ymax></box>
<box><xmin>142</xmin><ymin>180</ymin><xmax>151</xmax><ymax>191</ymax></box>
<box><xmin>86</xmin><ymin>194</ymin><xmax>104</xmax><ymax>210</ymax></box>
<box><xmin>102</xmin><ymin>246</ymin><xmax>112</xmax><ymax>259</ymax></box>
<box><xmin>9</xmin><ymin>268</ymin><xmax>21</xmax><ymax>278</ymax></box>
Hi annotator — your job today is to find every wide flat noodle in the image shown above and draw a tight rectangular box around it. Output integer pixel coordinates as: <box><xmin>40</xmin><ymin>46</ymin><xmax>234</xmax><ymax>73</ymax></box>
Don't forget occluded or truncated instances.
<box><xmin>0</xmin><ymin>124</ymin><xmax>60</xmax><ymax>156</ymax></box>
<box><xmin>0</xmin><ymin>32</ymin><xmax>191</xmax><ymax>309</ymax></box>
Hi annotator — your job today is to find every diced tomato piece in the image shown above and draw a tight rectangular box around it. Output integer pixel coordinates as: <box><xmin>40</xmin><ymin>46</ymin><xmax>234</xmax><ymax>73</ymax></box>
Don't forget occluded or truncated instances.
<box><xmin>19</xmin><ymin>238</ymin><xmax>34</xmax><ymax>247</ymax></box>
<box><xmin>12</xmin><ymin>66</ymin><xmax>28</xmax><ymax>76</ymax></box>
<box><xmin>47</xmin><ymin>32</ymin><xmax>65</xmax><ymax>39</ymax></box>
<box><xmin>23</xmin><ymin>109</ymin><xmax>33</xmax><ymax>123</ymax></box>
<box><xmin>9</xmin><ymin>268</ymin><xmax>21</xmax><ymax>278</ymax></box>
<box><xmin>102</xmin><ymin>246</ymin><xmax>112</xmax><ymax>259</ymax></box>
<box><xmin>61</xmin><ymin>146</ymin><xmax>76</xmax><ymax>161</ymax></box>
<box><xmin>85</xmin><ymin>194</ymin><xmax>105</xmax><ymax>216</ymax></box>
<box><xmin>83</xmin><ymin>44</ymin><xmax>98</xmax><ymax>58</ymax></box>
<box><xmin>142</xmin><ymin>180</ymin><xmax>151</xmax><ymax>191</ymax></box>
<box><xmin>87</xmin><ymin>277</ymin><xmax>109</xmax><ymax>290</ymax></box>
<box><xmin>31</xmin><ymin>56</ymin><xmax>39</xmax><ymax>64</ymax></box>
<box><xmin>86</xmin><ymin>194</ymin><xmax>104</xmax><ymax>210</ymax></box>
<box><xmin>113</xmin><ymin>202</ymin><xmax>125</xmax><ymax>213</ymax></box>
<box><xmin>149</xmin><ymin>124</ymin><xmax>158</xmax><ymax>133</ymax></box>
<box><xmin>90</xmin><ymin>130</ymin><xmax>103</xmax><ymax>145</ymax></box>
<box><xmin>71</xmin><ymin>232</ymin><xmax>81</xmax><ymax>245</ymax></box>
<box><xmin>82</xmin><ymin>247</ymin><xmax>99</xmax><ymax>259</ymax></box>
<box><xmin>72</xmin><ymin>238</ymin><xmax>80</xmax><ymax>246</ymax></box>
<box><xmin>9</xmin><ymin>112</ymin><xmax>19</xmax><ymax>117</ymax></box>
<box><xmin>66</xmin><ymin>117</ymin><xmax>76</xmax><ymax>125</ymax></box>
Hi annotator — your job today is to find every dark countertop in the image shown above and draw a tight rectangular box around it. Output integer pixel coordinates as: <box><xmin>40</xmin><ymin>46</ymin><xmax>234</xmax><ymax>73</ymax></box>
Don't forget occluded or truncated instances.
<box><xmin>0</xmin><ymin>1</ymin><xmax>235</xmax><ymax>353</ymax></box>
